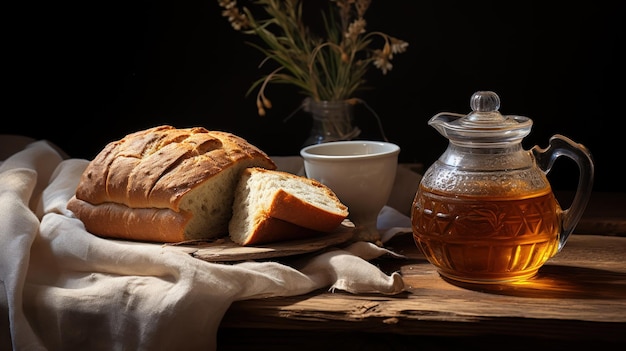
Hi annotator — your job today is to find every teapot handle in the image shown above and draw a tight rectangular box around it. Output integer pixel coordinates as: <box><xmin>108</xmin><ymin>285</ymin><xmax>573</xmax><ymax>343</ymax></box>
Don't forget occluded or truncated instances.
<box><xmin>531</xmin><ymin>134</ymin><xmax>595</xmax><ymax>251</ymax></box>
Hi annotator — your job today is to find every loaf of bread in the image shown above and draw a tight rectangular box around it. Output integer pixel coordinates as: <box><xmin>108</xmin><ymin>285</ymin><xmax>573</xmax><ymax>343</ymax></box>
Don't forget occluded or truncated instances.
<box><xmin>229</xmin><ymin>167</ymin><xmax>349</xmax><ymax>245</ymax></box>
<box><xmin>67</xmin><ymin>125</ymin><xmax>277</xmax><ymax>243</ymax></box>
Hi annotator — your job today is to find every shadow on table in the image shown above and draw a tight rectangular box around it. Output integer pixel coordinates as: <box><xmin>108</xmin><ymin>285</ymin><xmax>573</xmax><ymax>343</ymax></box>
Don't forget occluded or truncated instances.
<box><xmin>442</xmin><ymin>265</ymin><xmax>626</xmax><ymax>299</ymax></box>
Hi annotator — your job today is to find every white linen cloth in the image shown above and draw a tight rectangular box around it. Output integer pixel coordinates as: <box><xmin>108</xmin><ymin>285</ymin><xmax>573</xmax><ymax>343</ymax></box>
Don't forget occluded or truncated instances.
<box><xmin>0</xmin><ymin>139</ymin><xmax>417</xmax><ymax>351</ymax></box>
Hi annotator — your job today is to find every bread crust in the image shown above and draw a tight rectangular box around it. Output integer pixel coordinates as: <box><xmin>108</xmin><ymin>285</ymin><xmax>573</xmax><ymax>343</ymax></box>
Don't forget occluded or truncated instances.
<box><xmin>238</xmin><ymin>216</ymin><xmax>320</xmax><ymax>246</ymax></box>
<box><xmin>67</xmin><ymin>196</ymin><xmax>191</xmax><ymax>242</ymax></box>
<box><xmin>268</xmin><ymin>187</ymin><xmax>347</xmax><ymax>232</ymax></box>
<box><xmin>75</xmin><ymin>126</ymin><xmax>274</xmax><ymax>209</ymax></box>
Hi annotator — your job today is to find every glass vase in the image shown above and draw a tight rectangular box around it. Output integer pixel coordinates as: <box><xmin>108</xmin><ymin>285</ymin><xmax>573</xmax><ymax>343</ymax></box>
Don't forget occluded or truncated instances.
<box><xmin>302</xmin><ymin>98</ymin><xmax>361</xmax><ymax>146</ymax></box>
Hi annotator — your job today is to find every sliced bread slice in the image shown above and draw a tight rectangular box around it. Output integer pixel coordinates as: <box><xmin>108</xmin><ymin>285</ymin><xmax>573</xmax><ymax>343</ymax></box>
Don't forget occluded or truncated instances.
<box><xmin>229</xmin><ymin>167</ymin><xmax>349</xmax><ymax>245</ymax></box>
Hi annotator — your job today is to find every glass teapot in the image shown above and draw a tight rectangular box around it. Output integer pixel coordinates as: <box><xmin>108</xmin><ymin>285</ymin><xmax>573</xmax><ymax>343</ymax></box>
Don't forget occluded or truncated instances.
<box><xmin>411</xmin><ymin>91</ymin><xmax>594</xmax><ymax>284</ymax></box>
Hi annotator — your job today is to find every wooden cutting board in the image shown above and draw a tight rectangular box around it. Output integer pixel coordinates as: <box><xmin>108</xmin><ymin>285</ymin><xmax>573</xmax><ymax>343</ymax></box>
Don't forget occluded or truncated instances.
<box><xmin>166</xmin><ymin>221</ymin><xmax>355</xmax><ymax>262</ymax></box>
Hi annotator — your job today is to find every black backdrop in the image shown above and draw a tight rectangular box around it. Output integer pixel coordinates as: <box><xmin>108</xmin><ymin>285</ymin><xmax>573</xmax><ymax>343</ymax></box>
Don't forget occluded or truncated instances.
<box><xmin>5</xmin><ymin>1</ymin><xmax>624</xmax><ymax>192</ymax></box>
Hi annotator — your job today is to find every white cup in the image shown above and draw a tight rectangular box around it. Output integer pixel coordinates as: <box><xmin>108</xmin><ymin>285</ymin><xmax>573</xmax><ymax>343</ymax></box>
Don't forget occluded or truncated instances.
<box><xmin>300</xmin><ymin>141</ymin><xmax>400</xmax><ymax>244</ymax></box>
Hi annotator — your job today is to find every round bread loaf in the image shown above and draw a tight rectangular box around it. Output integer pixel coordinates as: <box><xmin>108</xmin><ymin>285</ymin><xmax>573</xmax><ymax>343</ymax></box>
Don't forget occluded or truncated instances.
<box><xmin>67</xmin><ymin>125</ymin><xmax>276</xmax><ymax>243</ymax></box>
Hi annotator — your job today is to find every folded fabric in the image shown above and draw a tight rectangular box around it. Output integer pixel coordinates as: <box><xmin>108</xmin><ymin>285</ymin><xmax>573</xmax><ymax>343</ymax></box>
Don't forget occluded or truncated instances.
<box><xmin>1</xmin><ymin>139</ymin><xmax>410</xmax><ymax>351</ymax></box>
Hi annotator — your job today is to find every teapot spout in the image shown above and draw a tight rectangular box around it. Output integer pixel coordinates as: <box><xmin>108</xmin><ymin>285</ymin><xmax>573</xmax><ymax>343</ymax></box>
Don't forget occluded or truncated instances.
<box><xmin>428</xmin><ymin>112</ymin><xmax>465</xmax><ymax>138</ymax></box>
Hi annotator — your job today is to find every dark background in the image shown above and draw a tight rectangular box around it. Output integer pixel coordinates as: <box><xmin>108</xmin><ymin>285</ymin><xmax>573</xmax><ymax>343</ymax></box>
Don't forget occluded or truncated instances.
<box><xmin>5</xmin><ymin>1</ymin><xmax>624</xmax><ymax>192</ymax></box>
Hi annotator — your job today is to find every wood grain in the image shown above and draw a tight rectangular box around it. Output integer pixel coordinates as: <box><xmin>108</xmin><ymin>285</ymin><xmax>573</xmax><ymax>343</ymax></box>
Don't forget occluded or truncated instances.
<box><xmin>220</xmin><ymin>234</ymin><xmax>626</xmax><ymax>344</ymax></box>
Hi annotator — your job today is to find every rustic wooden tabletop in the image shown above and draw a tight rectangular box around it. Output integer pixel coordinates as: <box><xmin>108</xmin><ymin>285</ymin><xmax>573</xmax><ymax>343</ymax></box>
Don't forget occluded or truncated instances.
<box><xmin>217</xmin><ymin>192</ymin><xmax>626</xmax><ymax>350</ymax></box>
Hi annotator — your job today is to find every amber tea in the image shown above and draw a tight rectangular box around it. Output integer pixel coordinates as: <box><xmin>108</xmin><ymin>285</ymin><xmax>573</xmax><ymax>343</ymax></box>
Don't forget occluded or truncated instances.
<box><xmin>412</xmin><ymin>185</ymin><xmax>562</xmax><ymax>284</ymax></box>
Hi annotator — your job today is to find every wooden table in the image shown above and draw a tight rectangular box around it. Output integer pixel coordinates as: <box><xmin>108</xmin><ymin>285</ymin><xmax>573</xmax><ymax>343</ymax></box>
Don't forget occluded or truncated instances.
<box><xmin>217</xmin><ymin>192</ymin><xmax>626</xmax><ymax>350</ymax></box>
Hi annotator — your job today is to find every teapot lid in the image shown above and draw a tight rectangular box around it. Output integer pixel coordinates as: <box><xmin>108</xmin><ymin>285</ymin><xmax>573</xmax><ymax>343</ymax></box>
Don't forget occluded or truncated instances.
<box><xmin>429</xmin><ymin>91</ymin><xmax>533</xmax><ymax>145</ymax></box>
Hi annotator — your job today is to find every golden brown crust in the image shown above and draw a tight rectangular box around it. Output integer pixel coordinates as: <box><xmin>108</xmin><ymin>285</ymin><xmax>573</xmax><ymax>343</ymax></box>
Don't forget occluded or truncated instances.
<box><xmin>268</xmin><ymin>189</ymin><xmax>347</xmax><ymax>232</ymax></box>
<box><xmin>75</xmin><ymin>126</ymin><xmax>275</xmax><ymax>210</ymax></box>
<box><xmin>67</xmin><ymin>196</ymin><xmax>191</xmax><ymax>242</ymax></box>
<box><xmin>240</xmin><ymin>216</ymin><xmax>320</xmax><ymax>246</ymax></box>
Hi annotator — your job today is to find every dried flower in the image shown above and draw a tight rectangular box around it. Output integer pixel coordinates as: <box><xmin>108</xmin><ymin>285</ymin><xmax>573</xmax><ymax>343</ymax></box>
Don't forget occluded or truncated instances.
<box><xmin>218</xmin><ymin>0</ymin><xmax>409</xmax><ymax>116</ymax></box>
